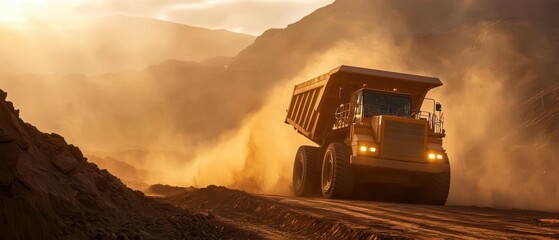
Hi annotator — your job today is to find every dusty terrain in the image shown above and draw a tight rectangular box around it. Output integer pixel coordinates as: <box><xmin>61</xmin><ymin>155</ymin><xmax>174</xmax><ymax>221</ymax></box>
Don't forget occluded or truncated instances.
<box><xmin>1</xmin><ymin>87</ymin><xmax>558</xmax><ymax>239</ymax></box>
<box><xmin>1</xmin><ymin>0</ymin><xmax>558</xmax><ymax>239</ymax></box>
<box><xmin>1</xmin><ymin>1</ymin><xmax>557</xmax><ymax>205</ymax></box>
<box><xmin>152</xmin><ymin>185</ymin><xmax>559</xmax><ymax>239</ymax></box>
<box><xmin>0</xmin><ymin>89</ymin><xmax>255</xmax><ymax>239</ymax></box>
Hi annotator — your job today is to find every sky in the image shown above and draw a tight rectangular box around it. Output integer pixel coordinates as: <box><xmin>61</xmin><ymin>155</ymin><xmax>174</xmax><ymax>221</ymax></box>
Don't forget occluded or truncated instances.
<box><xmin>0</xmin><ymin>0</ymin><xmax>334</xmax><ymax>35</ymax></box>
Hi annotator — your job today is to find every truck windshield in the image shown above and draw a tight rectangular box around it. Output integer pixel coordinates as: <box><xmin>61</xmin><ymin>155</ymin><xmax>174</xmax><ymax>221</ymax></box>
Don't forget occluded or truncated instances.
<box><xmin>362</xmin><ymin>91</ymin><xmax>411</xmax><ymax>117</ymax></box>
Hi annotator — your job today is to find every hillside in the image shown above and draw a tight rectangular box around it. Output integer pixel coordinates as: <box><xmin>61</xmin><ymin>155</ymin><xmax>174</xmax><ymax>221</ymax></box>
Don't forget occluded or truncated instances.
<box><xmin>0</xmin><ymin>57</ymin><xmax>235</xmax><ymax>151</ymax></box>
<box><xmin>0</xmin><ymin>89</ymin><xmax>255</xmax><ymax>238</ymax></box>
<box><xmin>0</xmin><ymin>57</ymin><xmax>241</xmax><ymax>178</ymax></box>
<box><xmin>0</xmin><ymin>16</ymin><xmax>255</xmax><ymax>75</ymax></box>
<box><xmin>224</xmin><ymin>0</ymin><xmax>559</xmax><ymax>93</ymax></box>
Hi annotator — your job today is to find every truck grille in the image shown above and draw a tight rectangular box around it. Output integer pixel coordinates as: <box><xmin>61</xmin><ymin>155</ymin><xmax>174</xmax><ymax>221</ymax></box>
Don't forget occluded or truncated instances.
<box><xmin>381</xmin><ymin>120</ymin><xmax>426</xmax><ymax>162</ymax></box>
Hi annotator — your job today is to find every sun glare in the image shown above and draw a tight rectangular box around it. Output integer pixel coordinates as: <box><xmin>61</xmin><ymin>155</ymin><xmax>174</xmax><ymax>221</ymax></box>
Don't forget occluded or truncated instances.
<box><xmin>0</xmin><ymin>0</ymin><xmax>86</xmax><ymax>25</ymax></box>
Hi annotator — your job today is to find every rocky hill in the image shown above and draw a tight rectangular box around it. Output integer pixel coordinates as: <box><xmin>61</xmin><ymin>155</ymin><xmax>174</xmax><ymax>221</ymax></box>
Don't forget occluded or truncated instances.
<box><xmin>0</xmin><ymin>89</ymin><xmax>251</xmax><ymax>239</ymax></box>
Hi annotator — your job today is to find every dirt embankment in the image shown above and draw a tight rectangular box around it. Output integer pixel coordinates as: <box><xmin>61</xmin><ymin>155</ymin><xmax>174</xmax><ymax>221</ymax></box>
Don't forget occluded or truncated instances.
<box><xmin>0</xmin><ymin>89</ymin><xmax>254</xmax><ymax>239</ymax></box>
<box><xmin>152</xmin><ymin>185</ymin><xmax>559</xmax><ymax>240</ymax></box>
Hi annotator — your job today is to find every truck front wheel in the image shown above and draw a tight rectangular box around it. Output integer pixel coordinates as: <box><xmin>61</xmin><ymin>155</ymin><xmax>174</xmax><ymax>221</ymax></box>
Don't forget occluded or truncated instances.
<box><xmin>321</xmin><ymin>143</ymin><xmax>355</xmax><ymax>199</ymax></box>
<box><xmin>293</xmin><ymin>146</ymin><xmax>321</xmax><ymax>197</ymax></box>
<box><xmin>415</xmin><ymin>171</ymin><xmax>451</xmax><ymax>205</ymax></box>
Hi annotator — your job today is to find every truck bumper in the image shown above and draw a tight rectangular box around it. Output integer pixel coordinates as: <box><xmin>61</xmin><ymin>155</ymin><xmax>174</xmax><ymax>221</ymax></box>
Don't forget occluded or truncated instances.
<box><xmin>350</xmin><ymin>156</ymin><xmax>450</xmax><ymax>174</ymax></box>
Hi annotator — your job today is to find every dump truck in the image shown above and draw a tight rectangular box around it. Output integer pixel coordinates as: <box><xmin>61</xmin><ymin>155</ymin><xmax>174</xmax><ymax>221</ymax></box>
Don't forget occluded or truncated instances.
<box><xmin>285</xmin><ymin>65</ymin><xmax>450</xmax><ymax>205</ymax></box>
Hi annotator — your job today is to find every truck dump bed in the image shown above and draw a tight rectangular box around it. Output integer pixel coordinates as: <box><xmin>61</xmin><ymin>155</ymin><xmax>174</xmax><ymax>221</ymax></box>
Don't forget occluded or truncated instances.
<box><xmin>285</xmin><ymin>65</ymin><xmax>442</xmax><ymax>145</ymax></box>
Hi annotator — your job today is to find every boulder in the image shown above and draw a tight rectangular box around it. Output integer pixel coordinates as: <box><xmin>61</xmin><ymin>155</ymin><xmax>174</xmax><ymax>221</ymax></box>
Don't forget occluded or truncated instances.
<box><xmin>52</xmin><ymin>152</ymin><xmax>78</xmax><ymax>174</ymax></box>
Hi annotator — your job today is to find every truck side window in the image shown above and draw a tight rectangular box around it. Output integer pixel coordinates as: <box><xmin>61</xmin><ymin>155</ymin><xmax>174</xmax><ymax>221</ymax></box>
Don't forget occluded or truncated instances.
<box><xmin>354</xmin><ymin>93</ymin><xmax>363</xmax><ymax>123</ymax></box>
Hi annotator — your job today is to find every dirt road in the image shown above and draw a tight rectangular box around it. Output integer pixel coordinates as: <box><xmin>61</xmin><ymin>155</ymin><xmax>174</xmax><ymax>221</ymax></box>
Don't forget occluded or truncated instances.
<box><xmin>155</xmin><ymin>186</ymin><xmax>559</xmax><ymax>239</ymax></box>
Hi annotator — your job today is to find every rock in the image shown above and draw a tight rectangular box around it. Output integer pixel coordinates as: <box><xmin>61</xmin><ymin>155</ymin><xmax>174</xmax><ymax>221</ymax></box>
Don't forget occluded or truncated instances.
<box><xmin>17</xmin><ymin>140</ymin><xmax>29</xmax><ymax>151</ymax></box>
<box><xmin>0</xmin><ymin>90</ymin><xmax>6</xmax><ymax>100</ymax></box>
<box><xmin>49</xmin><ymin>133</ymin><xmax>66</xmax><ymax>142</ymax></box>
<box><xmin>0</xmin><ymin>168</ymin><xmax>15</xmax><ymax>187</ymax></box>
<box><xmin>68</xmin><ymin>145</ymin><xmax>85</xmax><ymax>162</ymax></box>
<box><xmin>93</xmin><ymin>230</ymin><xmax>111</xmax><ymax>240</ymax></box>
<box><xmin>116</xmin><ymin>233</ymin><xmax>129</xmax><ymax>240</ymax></box>
<box><xmin>0</xmin><ymin>139</ymin><xmax>19</xmax><ymax>186</ymax></box>
<box><xmin>0</xmin><ymin>129</ymin><xmax>15</xmax><ymax>143</ymax></box>
<box><xmin>6</xmin><ymin>101</ymin><xmax>15</xmax><ymax>112</ymax></box>
<box><xmin>0</xmin><ymin>133</ymin><xmax>15</xmax><ymax>143</ymax></box>
<box><xmin>52</xmin><ymin>152</ymin><xmax>78</xmax><ymax>174</ymax></box>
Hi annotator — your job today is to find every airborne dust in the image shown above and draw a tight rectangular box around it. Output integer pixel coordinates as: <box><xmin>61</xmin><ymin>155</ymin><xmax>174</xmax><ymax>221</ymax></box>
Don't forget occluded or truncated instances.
<box><xmin>184</xmin><ymin>0</ymin><xmax>559</xmax><ymax>212</ymax></box>
<box><xmin>1</xmin><ymin>0</ymin><xmax>557</xmax><ymax>212</ymax></box>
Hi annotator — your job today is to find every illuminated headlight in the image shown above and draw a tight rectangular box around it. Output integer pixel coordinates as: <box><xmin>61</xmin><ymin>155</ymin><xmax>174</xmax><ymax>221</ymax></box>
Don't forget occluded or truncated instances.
<box><xmin>427</xmin><ymin>152</ymin><xmax>445</xmax><ymax>161</ymax></box>
<box><xmin>360</xmin><ymin>146</ymin><xmax>368</xmax><ymax>152</ymax></box>
<box><xmin>358</xmin><ymin>143</ymin><xmax>378</xmax><ymax>155</ymax></box>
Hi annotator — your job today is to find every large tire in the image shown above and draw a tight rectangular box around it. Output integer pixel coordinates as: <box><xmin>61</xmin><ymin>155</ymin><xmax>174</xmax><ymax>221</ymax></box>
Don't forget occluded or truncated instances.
<box><xmin>416</xmin><ymin>171</ymin><xmax>451</xmax><ymax>205</ymax></box>
<box><xmin>321</xmin><ymin>143</ymin><xmax>355</xmax><ymax>199</ymax></box>
<box><xmin>292</xmin><ymin>146</ymin><xmax>321</xmax><ymax>197</ymax></box>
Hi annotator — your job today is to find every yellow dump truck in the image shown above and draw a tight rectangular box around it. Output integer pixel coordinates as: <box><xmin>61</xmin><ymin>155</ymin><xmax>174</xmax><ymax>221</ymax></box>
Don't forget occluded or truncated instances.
<box><xmin>285</xmin><ymin>65</ymin><xmax>450</xmax><ymax>205</ymax></box>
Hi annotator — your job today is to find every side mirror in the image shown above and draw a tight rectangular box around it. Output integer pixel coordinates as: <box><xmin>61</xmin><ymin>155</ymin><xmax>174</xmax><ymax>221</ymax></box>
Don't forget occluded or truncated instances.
<box><xmin>435</xmin><ymin>102</ymin><xmax>442</xmax><ymax>112</ymax></box>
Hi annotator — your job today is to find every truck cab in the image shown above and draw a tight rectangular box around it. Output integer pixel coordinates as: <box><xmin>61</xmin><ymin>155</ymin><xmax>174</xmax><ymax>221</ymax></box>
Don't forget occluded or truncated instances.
<box><xmin>286</xmin><ymin>65</ymin><xmax>450</xmax><ymax>205</ymax></box>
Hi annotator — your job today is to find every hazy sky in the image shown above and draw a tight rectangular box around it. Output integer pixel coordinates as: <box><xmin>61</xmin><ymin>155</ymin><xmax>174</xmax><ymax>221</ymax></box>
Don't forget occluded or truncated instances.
<box><xmin>0</xmin><ymin>0</ymin><xmax>334</xmax><ymax>35</ymax></box>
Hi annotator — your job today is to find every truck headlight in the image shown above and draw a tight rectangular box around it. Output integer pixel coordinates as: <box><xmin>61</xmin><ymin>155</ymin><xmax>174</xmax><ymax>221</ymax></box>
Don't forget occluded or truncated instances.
<box><xmin>427</xmin><ymin>152</ymin><xmax>445</xmax><ymax>162</ymax></box>
<box><xmin>358</xmin><ymin>143</ymin><xmax>378</xmax><ymax>156</ymax></box>
<box><xmin>360</xmin><ymin>146</ymin><xmax>368</xmax><ymax>152</ymax></box>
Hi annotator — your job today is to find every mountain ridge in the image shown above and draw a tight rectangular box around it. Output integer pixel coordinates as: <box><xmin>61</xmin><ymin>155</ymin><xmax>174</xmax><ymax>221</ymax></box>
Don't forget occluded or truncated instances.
<box><xmin>0</xmin><ymin>15</ymin><xmax>255</xmax><ymax>75</ymax></box>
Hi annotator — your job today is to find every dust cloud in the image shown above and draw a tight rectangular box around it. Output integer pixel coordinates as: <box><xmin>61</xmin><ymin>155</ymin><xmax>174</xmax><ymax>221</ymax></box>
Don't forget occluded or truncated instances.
<box><xmin>180</xmin><ymin>0</ymin><xmax>559</xmax><ymax>212</ymax></box>
<box><xmin>0</xmin><ymin>16</ymin><xmax>254</xmax><ymax>187</ymax></box>
<box><xmin>175</xmin><ymin>82</ymin><xmax>311</xmax><ymax>194</ymax></box>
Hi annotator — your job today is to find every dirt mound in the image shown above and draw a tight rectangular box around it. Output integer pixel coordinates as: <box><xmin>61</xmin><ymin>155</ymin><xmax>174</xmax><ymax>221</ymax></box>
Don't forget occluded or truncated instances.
<box><xmin>0</xmin><ymin>89</ymin><xmax>252</xmax><ymax>239</ymax></box>
<box><xmin>161</xmin><ymin>185</ymin><xmax>559</xmax><ymax>239</ymax></box>
<box><xmin>164</xmin><ymin>185</ymin><xmax>396</xmax><ymax>239</ymax></box>
<box><xmin>144</xmin><ymin>184</ymin><xmax>195</xmax><ymax>197</ymax></box>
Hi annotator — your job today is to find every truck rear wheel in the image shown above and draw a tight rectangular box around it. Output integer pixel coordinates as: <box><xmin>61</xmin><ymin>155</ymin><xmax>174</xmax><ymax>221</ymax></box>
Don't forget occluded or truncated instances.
<box><xmin>321</xmin><ymin>143</ymin><xmax>355</xmax><ymax>199</ymax></box>
<box><xmin>416</xmin><ymin>171</ymin><xmax>451</xmax><ymax>205</ymax></box>
<box><xmin>292</xmin><ymin>146</ymin><xmax>321</xmax><ymax>197</ymax></box>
